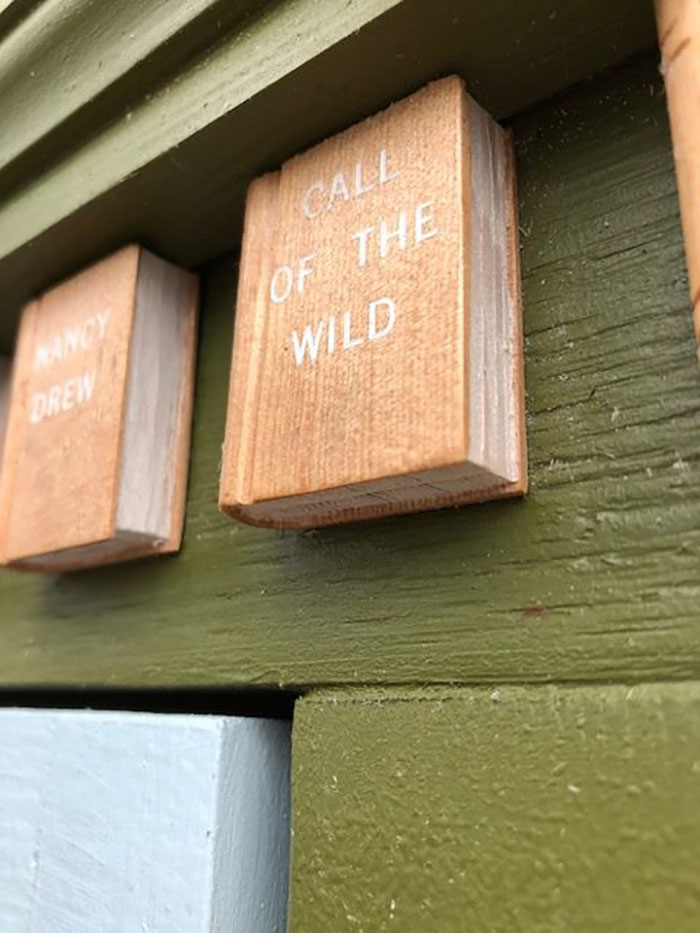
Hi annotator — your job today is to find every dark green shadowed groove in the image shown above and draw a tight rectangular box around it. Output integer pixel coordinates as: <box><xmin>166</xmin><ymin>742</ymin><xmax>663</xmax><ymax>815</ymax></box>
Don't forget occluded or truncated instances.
<box><xmin>0</xmin><ymin>53</ymin><xmax>698</xmax><ymax>689</ymax></box>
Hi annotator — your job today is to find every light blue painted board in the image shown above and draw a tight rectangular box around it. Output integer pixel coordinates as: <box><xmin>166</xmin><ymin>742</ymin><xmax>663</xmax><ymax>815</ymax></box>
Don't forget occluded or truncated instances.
<box><xmin>0</xmin><ymin>709</ymin><xmax>291</xmax><ymax>932</ymax></box>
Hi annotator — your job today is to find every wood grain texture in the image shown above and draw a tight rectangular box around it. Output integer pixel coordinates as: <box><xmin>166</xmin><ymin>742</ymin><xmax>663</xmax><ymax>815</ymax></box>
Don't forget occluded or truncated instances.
<box><xmin>219</xmin><ymin>77</ymin><xmax>525</xmax><ymax>528</ymax></box>
<box><xmin>0</xmin><ymin>246</ymin><xmax>198</xmax><ymax>571</ymax></box>
<box><xmin>116</xmin><ymin>248</ymin><xmax>199</xmax><ymax>555</ymax></box>
<box><xmin>290</xmin><ymin>683</ymin><xmax>700</xmax><ymax>932</ymax></box>
<box><xmin>0</xmin><ymin>0</ymin><xmax>655</xmax><ymax>351</ymax></box>
<box><xmin>0</xmin><ymin>357</ymin><xmax>10</xmax><ymax>566</ymax></box>
<box><xmin>0</xmin><ymin>247</ymin><xmax>140</xmax><ymax>561</ymax></box>
<box><xmin>656</xmin><ymin>0</ymin><xmax>700</xmax><ymax>348</ymax></box>
<box><xmin>0</xmin><ymin>356</ymin><xmax>10</xmax><ymax>463</ymax></box>
<box><xmin>0</xmin><ymin>708</ymin><xmax>291</xmax><ymax>932</ymax></box>
<box><xmin>0</xmin><ymin>53</ymin><xmax>696</xmax><ymax>687</ymax></box>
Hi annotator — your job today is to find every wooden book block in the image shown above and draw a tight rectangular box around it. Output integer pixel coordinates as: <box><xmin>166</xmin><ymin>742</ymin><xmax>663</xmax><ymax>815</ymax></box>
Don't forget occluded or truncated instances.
<box><xmin>0</xmin><ymin>245</ymin><xmax>198</xmax><ymax>571</ymax></box>
<box><xmin>219</xmin><ymin>76</ymin><xmax>526</xmax><ymax>529</ymax></box>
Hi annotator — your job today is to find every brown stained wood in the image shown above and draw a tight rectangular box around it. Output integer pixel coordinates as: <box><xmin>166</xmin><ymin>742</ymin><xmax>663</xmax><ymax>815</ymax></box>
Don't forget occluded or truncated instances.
<box><xmin>656</xmin><ymin>0</ymin><xmax>700</xmax><ymax>351</ymax></box>
<box><xmin>0</xmin><ymin>249</ymin><xmax>139</xmax><ymax>563</ymax></box>
<box><xmin>0</xmin><ymin>357</ymin><xmax>10</xmax><ymax>556</ymax></box>
<box><xmin>219</xmin><ymin>77</ymin><xmax>525</xmax><ymax>528</ymax></box>
<box><xmin>0</xmin><ymin>246</ymin><xmax>198</xmax><ymax>572</ymax></box>
<box><xmin>0</xmin><ymin>356</ymin><xmax>9</xmax><ymax>458</ymax></box>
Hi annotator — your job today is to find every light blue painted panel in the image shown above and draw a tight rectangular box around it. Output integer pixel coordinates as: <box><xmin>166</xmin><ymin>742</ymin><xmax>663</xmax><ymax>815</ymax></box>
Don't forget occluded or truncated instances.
<box><xmin>0</xmin><ymin>709</ymin><xmax>290</xmax><ymax>932</ymax></box>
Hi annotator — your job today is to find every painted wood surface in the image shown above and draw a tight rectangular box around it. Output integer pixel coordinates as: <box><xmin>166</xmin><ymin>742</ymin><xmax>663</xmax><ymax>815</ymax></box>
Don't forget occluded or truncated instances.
<box><xmin>291</xmin><ymin>683</ymin><xmax>700</xmax><ymax>931</ymax></box>
<box><xmin>0</xmin><ymin>708</ymin><xmax>291</xmax><ymax>932</ymax></box>
<box><xmin>0</xmin><ymin>53</ymin><xmax>697</xmax><ymax>688</ymax></box>
<box><xmin>0</xmin><ymin>0</ymin><xmax>263</xmax><ymax>188</ymax></box>
<box><xmin>0</xmin><ymin>0</ymin><xmax>40</xmax><ymax>39</ymax></box>
<box><xmin>220</xmin><ymin>77</ymin><xmax>524</xmax><ymax>528</ymax></box>
<box><xmin>0</xmin><ymin>0</ymin><xmax>655</xmax><ymax>350</ymax></box>
<box><xmin>0</xmin><ymin>246</ymin><xmax>198</xmax><ymax>570</ymax></box>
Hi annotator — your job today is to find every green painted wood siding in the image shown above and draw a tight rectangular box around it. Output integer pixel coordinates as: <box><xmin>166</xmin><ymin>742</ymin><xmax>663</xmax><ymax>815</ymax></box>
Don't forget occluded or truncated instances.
<box><xmin>291</xmin><ymin>682</ymin><xmax>700</xmax><ymax>931</ymax></box>
<box><xmin>1</xmin><ymin>52</ymin><xmax>696</xmax><ymax>691</ymax></box>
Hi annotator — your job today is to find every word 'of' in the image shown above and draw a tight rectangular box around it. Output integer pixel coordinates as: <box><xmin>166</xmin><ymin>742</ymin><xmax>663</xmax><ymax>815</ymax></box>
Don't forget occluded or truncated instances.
<box><xmin>302</xmin><ymin>149</ymin><xmax>399</xmax><ymax>219</ymax></box>
<box><xmin>290</xmin><ymin>298</ymin><xmax>396</xmax><ymax>366</ymax></box>
<box><xmin>34</xmin><ymin>310</ymin><xmax>111</xmax><ymax>370</ymax></box>
<box><xmin>29</xmin><ymin>371</ymin><xmax>97</xmax><ymax>424</ymax></box>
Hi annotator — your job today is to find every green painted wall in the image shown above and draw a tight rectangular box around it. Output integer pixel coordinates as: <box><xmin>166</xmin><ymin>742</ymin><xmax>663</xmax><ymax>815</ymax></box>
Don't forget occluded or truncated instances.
<box><xmin>0</xmin><ymin>52</ymin><xmax>696</xmax><ymax>691</ymax></box>
<box><xmin>291</xmin><ymin>682</ymin><xmax>700</xmax><ymax>931</ymax></box>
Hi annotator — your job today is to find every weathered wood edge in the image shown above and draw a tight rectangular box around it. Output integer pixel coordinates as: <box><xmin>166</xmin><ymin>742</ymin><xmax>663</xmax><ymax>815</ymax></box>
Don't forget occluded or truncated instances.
<box><xmin>655</xmin><ymin>0</ymin><xmax>700</xmax><ymax>350</ymax></box>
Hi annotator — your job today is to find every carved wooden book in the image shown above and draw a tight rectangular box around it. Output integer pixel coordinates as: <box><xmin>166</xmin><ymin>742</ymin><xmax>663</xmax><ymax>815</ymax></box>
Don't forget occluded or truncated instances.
<box><xmin>0</xmin><ymin>246</ymin><xmax>198</xmax><ymax>571</ymax></box>
<box><xmin>219</xmin><ymin>76</ymin><xmax>526</xmax><ymax>529</ymax></box>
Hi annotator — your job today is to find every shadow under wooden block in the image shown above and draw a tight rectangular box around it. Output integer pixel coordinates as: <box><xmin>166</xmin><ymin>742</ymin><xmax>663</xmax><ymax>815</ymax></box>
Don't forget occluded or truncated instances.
<box><xmin>0</xmin><ymin>709</ymin><xmax>291</xmax><ymax>932</ymax></box>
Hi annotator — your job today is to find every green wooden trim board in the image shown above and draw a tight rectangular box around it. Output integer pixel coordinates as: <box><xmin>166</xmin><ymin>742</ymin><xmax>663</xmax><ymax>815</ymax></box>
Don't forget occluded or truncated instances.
<box><xmin>0</xmin><ymin>0</ymin><xmax>654</xmax><ymax>349</ymax></box>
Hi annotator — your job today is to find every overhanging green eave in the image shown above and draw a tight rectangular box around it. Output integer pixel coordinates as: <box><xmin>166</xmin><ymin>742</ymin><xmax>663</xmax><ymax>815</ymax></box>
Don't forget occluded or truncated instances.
<box><xmin>0</xmin><ymin>0</ymin><xmax>656</xmax><ymax>350</ymax></box>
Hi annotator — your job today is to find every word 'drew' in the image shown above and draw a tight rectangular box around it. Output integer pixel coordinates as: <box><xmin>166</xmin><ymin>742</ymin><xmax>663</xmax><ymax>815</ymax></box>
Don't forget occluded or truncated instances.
<box><xmin>0</xmin><ymin>246</ymin><xmax>198</xmax><ymax>571</ymax></box>
<box><xmin>29</xmin><ymin>370</ymin><xmax>97</xmax><ymax>424</ymax></box>
<box><xmin>219</xmin><ymin>76</ymin><xmax>527</xmax><ymax>529</ymax></box>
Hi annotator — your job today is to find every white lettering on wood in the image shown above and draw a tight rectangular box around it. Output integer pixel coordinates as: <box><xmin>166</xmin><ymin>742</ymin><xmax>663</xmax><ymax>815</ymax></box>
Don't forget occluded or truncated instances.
<box><xmin>34</xmin><ymin>310</ymin><xmax>110</xmax><ymax>369</ymax></box>
<box><xmin>301</xmin><ymin>148</ymin><xmax>400</xmax><ymax>218</ymax></box>
<box><xmin>351</xmin><ymin>201</ymin><xmax>439</xmax><ymax>267</ymax></box>
<box><xmin>270</xmin><ymin>255</ymin><xmax>316</xmax><ymax>304</ymax></box>
<box><xmin>29</xmin><ymin>370</ymin><xmax>97</xmax><ymax>424</ymax></box>
<box><xmin>290</xmin><ymin>298</ymin><xmax>396</xmax><ymax>366</ymax></box>
<box><xmin>29</xmin><ymin>309</ymin><xmax>110</xmax><ymax>426</ymax></box>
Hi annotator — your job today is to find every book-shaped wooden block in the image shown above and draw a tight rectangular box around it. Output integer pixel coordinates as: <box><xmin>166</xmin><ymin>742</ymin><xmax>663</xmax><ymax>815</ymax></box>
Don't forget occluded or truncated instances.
<box><xmin>219</xmin><ymin>76</ymin><xmax>526</xmax><ymax>529</ymax></box>
<box><xmin>0</xmin><ymin>246</ymin><xmax>198</xmax><ymax>571</ymax></box>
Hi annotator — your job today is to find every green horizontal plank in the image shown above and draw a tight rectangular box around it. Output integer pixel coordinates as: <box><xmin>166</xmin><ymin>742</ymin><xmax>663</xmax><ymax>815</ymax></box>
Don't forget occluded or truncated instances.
<box><xmin>0</xmin><ymin>0</ymin><xmax>401</xmax><ymax>349</ymax></box>
<box><xmin>0</xmin><ymin>0</ymin><xmax>42</xmax><ymax>39</ymax></box>
<box><xmin>0</xmin><ymin>0</ymin><xmax>270</xmax><ymax>195</ymax></box>
<box><xmin>290</xmin><ymin>682</ymin><xmax>700</xmax><ymax>932</ymax></box>
<box><xmin>0</xmin><ymin>0</ymin><xmax>654</xmax><ymax>350</ymax></box>
<box><xmin>0</xmin><ymin>53</ymin><xmax>697</xmax><ymax>689</ymax></box>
